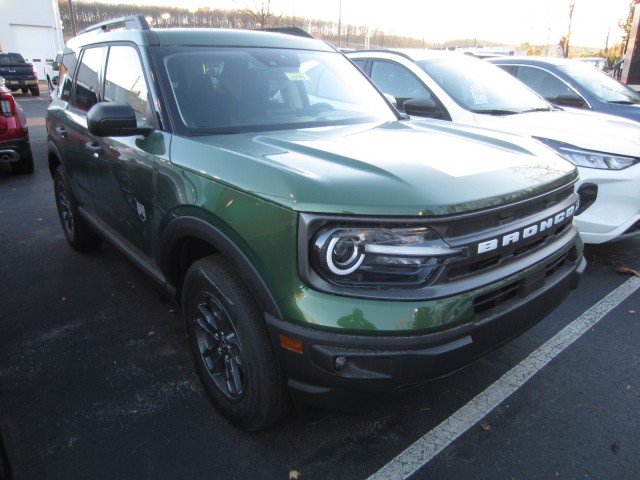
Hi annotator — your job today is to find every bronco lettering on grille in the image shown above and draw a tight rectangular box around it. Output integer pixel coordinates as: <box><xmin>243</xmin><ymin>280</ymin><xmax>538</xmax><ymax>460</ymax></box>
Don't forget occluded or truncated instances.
<box><xmin>477</xmin><ymin>204</ymin><xmax>577</xmax><ymax>255</ymax></box>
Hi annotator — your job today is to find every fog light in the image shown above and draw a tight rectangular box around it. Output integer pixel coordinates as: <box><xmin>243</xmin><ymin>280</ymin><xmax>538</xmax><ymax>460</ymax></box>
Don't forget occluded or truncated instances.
<box><xmin>334</xmin><ymin>356</ymin><xmax>348</xmax><ymax>370</ymax></box>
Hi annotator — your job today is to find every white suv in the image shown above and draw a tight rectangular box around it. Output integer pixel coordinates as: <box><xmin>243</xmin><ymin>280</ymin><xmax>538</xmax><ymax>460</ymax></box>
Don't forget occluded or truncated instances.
<box><xmin>348</xmin><ymin>50</ymin><xmax>640</xmax><ymax>244</ymax></box>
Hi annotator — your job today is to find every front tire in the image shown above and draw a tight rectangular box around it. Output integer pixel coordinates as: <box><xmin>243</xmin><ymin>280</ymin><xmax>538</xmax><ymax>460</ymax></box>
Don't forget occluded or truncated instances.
<box><xmin>53</xmin><ymin>166</ymin><xmax>102</xmax><ymax>252</ymax></box>
<box><xmin>182</xmin><ymin>255</ymin><xmax>289</xmax><ymax>430</ymax></box>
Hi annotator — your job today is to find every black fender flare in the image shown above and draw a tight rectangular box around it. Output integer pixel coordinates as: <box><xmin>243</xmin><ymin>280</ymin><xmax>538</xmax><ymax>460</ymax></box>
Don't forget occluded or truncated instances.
<box><xmin>157</xmin><ymin>215</ymin><xmax>282</xmax><ymax>319</ymax></box>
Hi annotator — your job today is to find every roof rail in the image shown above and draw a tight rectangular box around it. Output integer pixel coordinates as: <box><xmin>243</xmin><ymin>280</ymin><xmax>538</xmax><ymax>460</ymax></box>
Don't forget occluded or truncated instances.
<box><xmin>78</xmin><ymin>15</ymin><xmax>150</xmax><ymax>35</ymax></box>
<box><xmin>257</xmin><ymin>27</ymin><xmax>315</xmax><ymax>39</ymax></box>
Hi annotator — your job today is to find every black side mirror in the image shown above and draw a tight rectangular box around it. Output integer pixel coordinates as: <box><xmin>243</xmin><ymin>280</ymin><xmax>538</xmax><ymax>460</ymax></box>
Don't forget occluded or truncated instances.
<box><xmin>87</xmin><ymin>103</ymin><xmax>153</xmax><ymax>137</ymax></box>
<box><xmin>52</xmin><ymin>54</ymin><xmax>62</xmax><ymax>71</ymax></box>
<box><xmin>403</xmin><ymin>97</ymin><xmax>443</xmax><ymax>119</ymax></box>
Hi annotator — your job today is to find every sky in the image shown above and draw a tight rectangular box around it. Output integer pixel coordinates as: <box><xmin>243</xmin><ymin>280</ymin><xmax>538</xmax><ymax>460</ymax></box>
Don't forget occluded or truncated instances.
<box><xmin>103</xmin><ymin>0</ymin><xmax>633</xmax><ymax>49</ymax></box>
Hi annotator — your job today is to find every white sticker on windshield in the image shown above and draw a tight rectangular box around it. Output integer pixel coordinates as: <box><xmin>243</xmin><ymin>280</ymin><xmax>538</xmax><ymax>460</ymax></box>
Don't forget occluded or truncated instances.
<box><xmin>285</xmin><ymin>72</ymin><xmax>310</xmax><ymax>81</ymax></box>
<box><xmin>471</xmin><ymin>82</ymin><xmax>488</xmax><ymax>104</ymax></box>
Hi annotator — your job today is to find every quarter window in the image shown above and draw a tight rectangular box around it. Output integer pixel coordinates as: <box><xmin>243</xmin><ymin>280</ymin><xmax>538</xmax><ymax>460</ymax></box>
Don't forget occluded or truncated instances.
<box><xmin>57</xmin><ymin>52</ymin><xmax>78</xmax><ymax>102</ymax></box>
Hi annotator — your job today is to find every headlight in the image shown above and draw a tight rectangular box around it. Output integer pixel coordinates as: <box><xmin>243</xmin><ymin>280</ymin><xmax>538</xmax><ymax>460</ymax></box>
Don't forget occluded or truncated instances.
<box><xmin>535</xmin><ymin>137</ymin><xmax>639</xmax><ymax>170</ymax></box>
<box><xmin>312</xmin><ymin>226</ymin><xmax>461</xmax><ymax>287</ymax></box>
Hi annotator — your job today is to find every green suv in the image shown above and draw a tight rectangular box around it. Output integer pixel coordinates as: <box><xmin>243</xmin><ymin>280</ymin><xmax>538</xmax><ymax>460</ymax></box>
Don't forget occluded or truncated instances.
<box><xmin>46</xmin><ymin>16</ymin><xmax>585</xmax><ymax>430</ymax></box>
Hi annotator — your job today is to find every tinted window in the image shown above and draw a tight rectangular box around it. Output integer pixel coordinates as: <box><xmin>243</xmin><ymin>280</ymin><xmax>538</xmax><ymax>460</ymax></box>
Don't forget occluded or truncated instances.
<box><xmin>370</xmin><ymin>60</ymin><xmax>430</xmax><ymax>109</ymax></box>
<box><xmin>159</xmin><ymin>47</ymin><xmax>394</xmax><ymax>132</ymax></box>
<box><xmin>73</xmin><ymin>47</ymin><xmax>106</xmax><ymax>111</ymax></box>
<box><xmin>515</xmin><ymin>66</ymin><xmax>575</xmax><ymax>102</ymax></box>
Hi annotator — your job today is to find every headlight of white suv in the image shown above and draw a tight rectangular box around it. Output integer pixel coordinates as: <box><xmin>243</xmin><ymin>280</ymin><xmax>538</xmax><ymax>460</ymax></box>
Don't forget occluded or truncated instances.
<box><xmin>535</xmin><ymin>138</ymin><xmax>639</xmax><ymax>170</ymax></box>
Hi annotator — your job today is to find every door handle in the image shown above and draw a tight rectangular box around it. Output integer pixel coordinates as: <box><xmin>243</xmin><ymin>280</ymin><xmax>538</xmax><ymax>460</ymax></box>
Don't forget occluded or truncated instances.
<box><xmin>55</xmin><ymin>126</ymin><xmax>67</xmax><ymax>138</ymax></box>
<box><xmin>85</xmin><ymin>142</ymin><xmax>103</xmax><ymax>156</ymax></box>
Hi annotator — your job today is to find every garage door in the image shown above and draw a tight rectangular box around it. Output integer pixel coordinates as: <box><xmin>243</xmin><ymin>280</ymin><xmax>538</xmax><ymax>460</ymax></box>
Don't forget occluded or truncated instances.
<box><xmin>10</xmin><ymin>24</ymin><xmax>58</xmax><ymax>80</ymax></box>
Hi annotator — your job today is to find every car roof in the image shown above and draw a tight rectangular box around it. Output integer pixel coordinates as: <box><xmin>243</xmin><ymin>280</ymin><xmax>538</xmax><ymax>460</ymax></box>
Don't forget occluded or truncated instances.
<box><xmin>348</xmin><ymin>49</ymin><xmax>480</xmax><ymax>63</ymax></box>
<box><xmin>488</xmin><ymin>56</ymin><xmax>573</xmax><ymax>67</ymax></box>
<box><xmin>69</xmin><ymin>15</ymin><xmax>335</xmax><ymax>53</ymax></box>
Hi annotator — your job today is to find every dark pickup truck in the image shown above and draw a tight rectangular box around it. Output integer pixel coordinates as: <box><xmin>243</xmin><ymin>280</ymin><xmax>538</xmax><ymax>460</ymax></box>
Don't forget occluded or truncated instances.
<box><xmin>0</xmin><ymin>52</ymin><xmax>39</xmax><ymax>96</ymax></box>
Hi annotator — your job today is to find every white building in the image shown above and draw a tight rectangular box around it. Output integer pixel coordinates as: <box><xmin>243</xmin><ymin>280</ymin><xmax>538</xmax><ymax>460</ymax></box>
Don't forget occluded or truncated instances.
<box><xmin>0</xmin><ymin>0</ymin><xmax>64</xmax><ymax>80</ymax></box>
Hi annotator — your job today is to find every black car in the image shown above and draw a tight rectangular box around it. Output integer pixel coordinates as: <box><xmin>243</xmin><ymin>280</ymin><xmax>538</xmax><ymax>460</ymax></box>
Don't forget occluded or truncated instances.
<box><xmin>0</xmin><ymin>53</ymin><xmax>39</xmax><ymax>97</ymax></box>
<box><xmin>488</xmin><ymin>56</ymin><xmax>640</xmax><ymax>123</ymax></box>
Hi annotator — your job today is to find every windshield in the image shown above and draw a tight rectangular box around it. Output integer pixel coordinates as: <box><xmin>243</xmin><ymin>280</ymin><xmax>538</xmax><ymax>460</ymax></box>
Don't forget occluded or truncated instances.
<box><xmin>417</xmin><ymin>56</ymin><xmax>551</xmax><ymax>114</ymax></box>
<box><xmin>557</xmin><ymin>63</ymin><xmax>640</xmax><ymax>104</ymax></box>
<box><xmin>157</xmin><ymin>46</ymin><xmax>395</xmax><ymax>133</ymax></box>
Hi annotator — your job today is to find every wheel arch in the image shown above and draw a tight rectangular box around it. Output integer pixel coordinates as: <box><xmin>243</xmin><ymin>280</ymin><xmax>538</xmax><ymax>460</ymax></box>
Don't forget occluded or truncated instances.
<box><xmin>157</xmin><ymin>215</ymin><xmax>282</xmax><ymax>319</ymax></box>
<box><xmin>47</xmin><ymin>140</ymin><xmax>63</xmax><ymax>178</ymax></box>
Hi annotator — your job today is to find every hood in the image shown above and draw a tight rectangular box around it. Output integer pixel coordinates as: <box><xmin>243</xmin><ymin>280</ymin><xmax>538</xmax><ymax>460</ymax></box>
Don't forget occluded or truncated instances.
<box><xmin>600</xmin><ymin>101</ymin><xmax>640</xmax><ymax>124</ymax></box>
<box><xmin>475</xmin><ymin>108</ymin><xmax>640</xmax><ymax>157</ymax></box>
<box><xmin>170</xmin><ymin>120</ymin><xmax>577</xmax><ymax>216</ymax></box>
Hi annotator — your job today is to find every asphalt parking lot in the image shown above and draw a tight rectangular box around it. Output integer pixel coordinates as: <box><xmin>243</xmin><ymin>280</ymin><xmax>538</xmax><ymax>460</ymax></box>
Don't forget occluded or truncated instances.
<box><xmin>1</xmin><ymin>89</ymin><xmax>639</xmax><ymax>480</ymax></box>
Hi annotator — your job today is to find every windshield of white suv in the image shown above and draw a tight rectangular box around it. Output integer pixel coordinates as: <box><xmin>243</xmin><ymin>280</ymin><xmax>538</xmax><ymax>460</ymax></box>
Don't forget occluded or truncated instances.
<box><xmin>417</xmin><ymin>56</ymin><xmax>552</xmax><ymax>114</ymax></box>
<box><xmin>556</xmin><ymin>63</ymin><xmax>640</xmax><ymax>104</ymax></box>
<box><xmin>158</xmin><ymin>47</ymin><xmax>396</xmax><ymax>133</ymax></box>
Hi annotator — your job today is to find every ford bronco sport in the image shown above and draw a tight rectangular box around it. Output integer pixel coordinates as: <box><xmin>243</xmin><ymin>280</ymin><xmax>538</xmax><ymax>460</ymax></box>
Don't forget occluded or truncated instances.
<box><xmin>46</xmin><ymin>16</ymin><xmax>585</xmax><ymax>430</ymax></box>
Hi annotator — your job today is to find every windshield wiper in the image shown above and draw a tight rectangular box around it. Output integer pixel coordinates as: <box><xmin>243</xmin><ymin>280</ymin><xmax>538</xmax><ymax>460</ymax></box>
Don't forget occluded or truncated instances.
<box><xmin>470</xmin><ymin>109</ymin><xmax>520</xmax><ymax>115</ymax></box>
<box><xmin>521</xmin><ymin>107</ymin><xmax>553</xmax><ymax>113</ymax></box>
<box><xmin>608</xmin><ymin>100</ymin><xmax>640</xmax><ymax>105</ymax></box>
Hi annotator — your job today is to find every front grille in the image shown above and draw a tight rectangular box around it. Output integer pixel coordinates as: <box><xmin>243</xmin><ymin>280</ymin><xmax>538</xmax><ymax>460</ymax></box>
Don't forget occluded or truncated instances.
<box><xmin>446</xmin><ymin>222</ymin><xmax>571</xmax><ymax>280</ymax></box>
<box><xmin>446</xmin><ymin>188</ymin><xmax>573</xmax><ymax>238</ymax></box>
<box><xmin>473</xmin><ymin>251</ymin><xmax>570</xmax><ymax>314</ymax></box>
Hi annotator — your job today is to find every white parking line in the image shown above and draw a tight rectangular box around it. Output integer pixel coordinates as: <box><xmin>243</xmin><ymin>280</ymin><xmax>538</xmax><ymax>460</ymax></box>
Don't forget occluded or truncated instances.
<box><xmin>368</xmin><ymin>276</ymin><xmax>640</xmax><ymax>480</ymax></box>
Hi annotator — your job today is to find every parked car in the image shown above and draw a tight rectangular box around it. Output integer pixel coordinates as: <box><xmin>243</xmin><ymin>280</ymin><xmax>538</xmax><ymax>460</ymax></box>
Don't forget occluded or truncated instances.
<box><xmin>0</xmin><ymin>52</ymin><xmax>39</xmax><ymax>96</ymax></box>
<box><xmin>574</xmin><ymin>57</ymin><xmax>611</xmax><ymax>73</ymax></box>
<box><xmin>47</xmin><ymin>16</ymin><xmax>585</xmax><ymax>430</ymax></box>
<box><xmin>0</xmin><ymin>77</ymin><xmax>34</xmax><ymax>174</ymax></box>
<box><xmin>44</xmin><ymin>53</ymin><xmax>62</xmax><ymax>93</ymax></box>
<box><xmin>487</xmin><ymin>56</ymin><xmax>640</xmax><ymax>123</ymax></box>
<box><xmin>347</xmin><ymin>50</ymin><xmax>640</xmax><ymax>244</ymax></box>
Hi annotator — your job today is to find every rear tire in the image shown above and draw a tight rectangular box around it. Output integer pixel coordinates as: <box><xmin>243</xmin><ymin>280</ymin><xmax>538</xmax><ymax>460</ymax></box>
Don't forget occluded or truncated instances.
<box><xmin>30</xmin><ymin>86</ymin><xmax>40</xmax><ymax>97</ymax></box>
<box><xmin>53</xmin><ymin>166</ymin><xmax>102</xmax><ymax>252</ymax></box>
<box><xmin>182</xmin><ymin>255</ymin><xmax>289</xmax><ymax>431</ymax></box>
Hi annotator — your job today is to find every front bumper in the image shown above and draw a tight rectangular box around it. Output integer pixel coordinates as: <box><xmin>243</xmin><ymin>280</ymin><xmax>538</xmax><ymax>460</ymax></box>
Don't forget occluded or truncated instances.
<box><xmin>574</xmin><ymin>163</ymin><xmax>640</xmax><ymax>244</ymax></box>
<box><xmin>266</xmin><ymin>243</ymin><xmax>585</xmax><ymax>410</ymax></box>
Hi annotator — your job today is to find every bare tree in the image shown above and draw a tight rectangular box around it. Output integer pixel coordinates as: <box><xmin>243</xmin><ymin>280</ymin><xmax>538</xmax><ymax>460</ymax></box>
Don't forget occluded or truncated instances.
<box><xmin>241</xmin><ymin>0</ymin><xmax>282</xmax><ymax>28</ymax></box>
<box><xmin>564</xmin><ymin>2</ymin><xmax>575</xmax><ymax>58</ymax></box>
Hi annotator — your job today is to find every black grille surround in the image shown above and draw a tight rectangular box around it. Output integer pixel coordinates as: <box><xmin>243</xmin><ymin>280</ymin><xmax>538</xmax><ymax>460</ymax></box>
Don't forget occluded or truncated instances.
<box><xmin>299</xmin><ymin>183</ymin><xmax>581</xmax><ymax>302</ymax></box>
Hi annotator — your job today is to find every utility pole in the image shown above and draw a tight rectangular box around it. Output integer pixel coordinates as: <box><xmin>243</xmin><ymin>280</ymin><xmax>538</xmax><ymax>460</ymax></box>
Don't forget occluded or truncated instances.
<box><xmin>338</xmin><ymin>0</ymin><xmax>342</xmax><ymax>47</ymax></box>
<box><xmin>68</xmin><ymin>0</ymin><xmax>78</xmax><ymax>36</ymax></box>
<box><xmin>565</xmin><ymin>2</ymin><xmax>575</xmax><ymax>58</ymax></box>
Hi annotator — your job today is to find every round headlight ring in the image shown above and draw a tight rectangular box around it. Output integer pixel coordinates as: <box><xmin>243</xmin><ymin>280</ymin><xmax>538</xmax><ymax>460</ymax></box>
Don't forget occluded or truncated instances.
<box><xmin>325</xmin><ymin>235</ymin><xmax>365</xmax><ymax>275</ymax></box>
